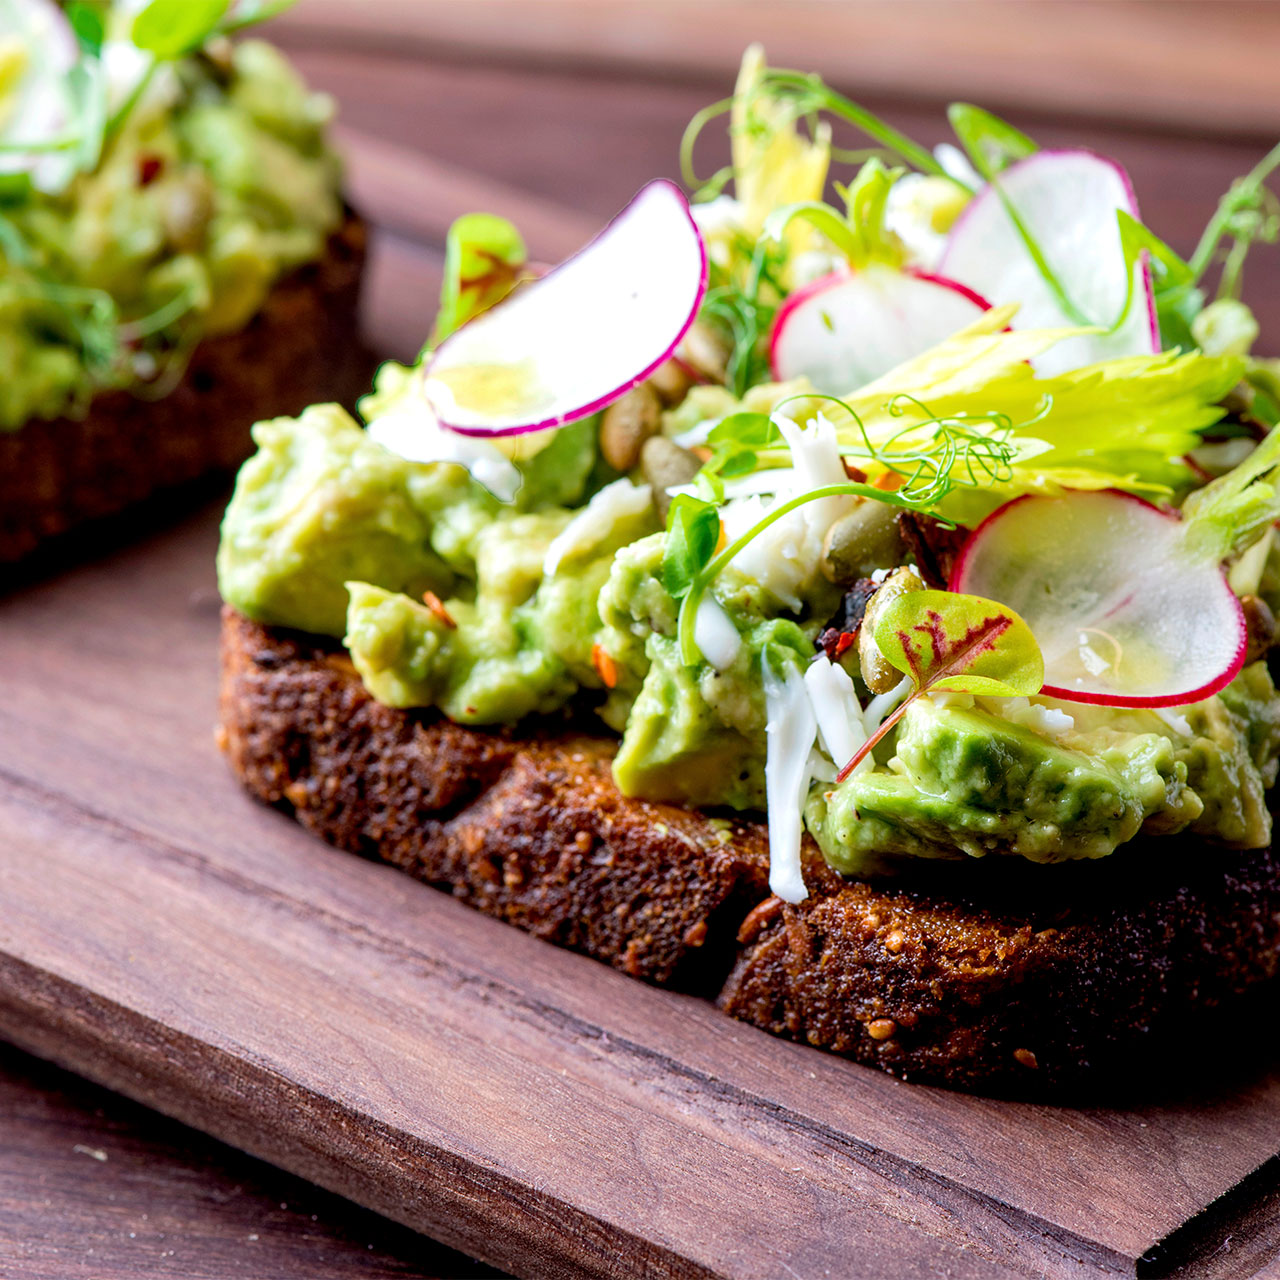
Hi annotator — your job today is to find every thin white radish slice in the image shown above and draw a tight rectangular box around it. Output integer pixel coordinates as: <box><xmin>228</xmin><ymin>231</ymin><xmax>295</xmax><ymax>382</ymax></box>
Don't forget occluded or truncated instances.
<box><xmin>424</xmin><ymin>179</ymin><xmax>707</xmax><ymax>437</ymax></box>
<box><xmin>0</xmin><ymin>0</ymin><xmax>78</xmax><ymax>189</ymax></box>
<box><xmin>769</xmin><ymin>264</ymin><xmax>991</xmax><ymax>392</ymax></box>
<box><xmin>950</xmin><ymin>490</ymin><xmax>1246</xmax><ymax>707</ymax></box>
<box><xmin>939</xmin><ymin>150</ymin><xmax>1159</xmax><ymax>376</ymax></box>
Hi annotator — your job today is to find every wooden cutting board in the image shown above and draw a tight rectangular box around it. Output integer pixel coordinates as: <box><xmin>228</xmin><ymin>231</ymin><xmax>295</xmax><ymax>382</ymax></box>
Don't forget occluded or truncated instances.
<box><xmin>4</xmin><ymin>122</ymin><xmax>1280</xmax><ymax>1271</ymax></box>
<box><xmin>4</xmin><ymin>494</ymin><xmax>1280</xmax><ymax>1280</ymax></box>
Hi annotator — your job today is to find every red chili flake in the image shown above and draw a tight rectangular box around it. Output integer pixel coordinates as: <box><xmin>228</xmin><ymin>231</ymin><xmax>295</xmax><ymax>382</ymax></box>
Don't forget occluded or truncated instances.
<box><xmin>422</xmin><ymin>590</ymin><xmax>456</xmax><ymax>629</ymax></box>
<box><xmin>592</xmin><ymin>642</ymin><xmax>619</xmax><ymax>689</ymax></box>
<box><xmin>833</xmin><ymin>632</ymin><xmax>856</xmax><ymax>659</ymax></box>
<box><xmin>137</xmin><ymin>154</ymin><xmax>165</xmax><ymax>186</ymax></box>
<box><xmin>842</xmin><ymin>460</ymin><xmax>867</xmax><ymax>483</ymax></box>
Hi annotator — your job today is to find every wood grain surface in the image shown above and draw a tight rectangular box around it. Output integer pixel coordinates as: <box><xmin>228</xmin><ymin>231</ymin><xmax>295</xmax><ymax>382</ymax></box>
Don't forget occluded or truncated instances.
<box><xmin>2</xmin><ymin>499</ymin><xmax>1280</xmax><ymax>1278</ymax></box>
<box><xmin>0</xmin><ymin>1041</ymin><xmax>501</xmax><ymax>1279</ymax></box>
<box><xmin>7</xmin><ymin>5</ymin><xmax>1280</xmax><ymax>1275</ymax></box>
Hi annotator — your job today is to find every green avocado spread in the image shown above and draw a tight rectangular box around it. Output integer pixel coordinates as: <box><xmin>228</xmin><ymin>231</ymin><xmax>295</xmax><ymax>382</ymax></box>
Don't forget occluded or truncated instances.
<box><xmin>218</xmin><ymin>356</ymin><xmax>1280</xmax><ymax>881</ymax></box>
<box><xmin>0</xmin><ymin>30</ymin><xmax>341</xmax><ymax>430</ymax></box>
<box><xmin>215</xmin><ymin>48</ymin><xmax>1280</xmax><ymax>890</ymax></box>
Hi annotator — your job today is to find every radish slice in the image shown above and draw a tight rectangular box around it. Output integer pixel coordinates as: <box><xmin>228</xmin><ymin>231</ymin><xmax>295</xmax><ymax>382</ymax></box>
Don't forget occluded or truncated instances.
<box><xmin>0</xmin><ymin>0</ymin><xmax>78</xmax><ymax>190</ymax></box>
<box><xmin>424</xmin><ymin>179</ymin><xmax>707</xmax><ymax>437</ymax></box>
<box><xmin>939</xmin><ymin>150</ymin><xmax>1159</xmax><ymax>376</ymax></box>
<box><xmin>950</xmin><ymin>490</ymin><xmax>1246</xmax><ymax>707</ymax></box>
<box><xmin>769</xmin><ymin>264</ymin><xmax>991</xmax><ymax>392</ymax></box>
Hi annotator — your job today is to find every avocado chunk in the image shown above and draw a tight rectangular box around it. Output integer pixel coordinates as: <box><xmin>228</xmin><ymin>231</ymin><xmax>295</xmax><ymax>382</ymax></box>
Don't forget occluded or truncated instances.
<box><xmin>600</xmin><ymin>532</ymin><xmax>813</xmax><ymax>809</ymax></box>
<box><xmin>217</xmin><ymin>404</ymin><xmax>458</xmax><ymax>637</ymax></box>
<box><xmin>809</xmin><ymin>698</ymin><xmax>1200</xmax><ymax>876</ymax></box>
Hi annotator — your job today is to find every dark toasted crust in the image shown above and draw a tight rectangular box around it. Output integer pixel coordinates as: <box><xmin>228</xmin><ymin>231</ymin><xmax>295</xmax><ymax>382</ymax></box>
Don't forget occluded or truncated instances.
<box><xmin>219</xmin><ymin>609</ymin><xmax>1280</xmax><ymax>1093</ymax></box>
<box><xmin>720</xmin><ymin>850</ymin><xmax>1280</xmax><ymax>1091</ymax></box>
<box><xmin>219</xmin><ymin>611</ymin><xmax>771</xmax><ymax>989</ymax></box>
<box><xmin>0</xmin><ymin>213</ymin><xmax>371</xmax><ymax>565</ymax></box>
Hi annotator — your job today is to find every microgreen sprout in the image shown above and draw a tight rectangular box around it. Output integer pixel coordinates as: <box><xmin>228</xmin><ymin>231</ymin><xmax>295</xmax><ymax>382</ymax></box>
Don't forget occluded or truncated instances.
<box><xmin>662</xmin><ymin>390</ymin><xmax>1029</xmax><ymax>667</ymax></box>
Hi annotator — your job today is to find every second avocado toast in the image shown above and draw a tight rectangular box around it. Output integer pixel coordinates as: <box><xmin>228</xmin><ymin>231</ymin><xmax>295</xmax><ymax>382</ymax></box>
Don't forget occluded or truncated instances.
<box><xmin>0</xmin><ymin>0</ymin><xmax>368</xmax><ymax>563</ymax></box>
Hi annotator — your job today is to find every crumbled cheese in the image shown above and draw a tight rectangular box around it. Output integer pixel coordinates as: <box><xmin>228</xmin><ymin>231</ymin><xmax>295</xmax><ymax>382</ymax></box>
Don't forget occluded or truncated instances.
<box><xmin>694</xmin><ymin>594</ymin><xmax>742</xmax><ymax>671</ymax></box>
<box><xmin>1028</xmin><ymin>704</ymin><xmax>1075</xmax><ymax>734</ymax></box>
<box><xmin>988</xmin><ymin>696</ymin><xmax>1075</xmax><ymax>737</ymax></box>
<box><xmin>1077</xmin><ymin>635</ymin><xmax>1110</xmax><ymax>678</ymax></box>
<box><xmin>673</xmin><ymin>418</ymin><xmax>719</xmax><ymax>449</ymax></box>
<box><xmin>543</xmin><ymin>479</ymin><xmax>652</xmax><ymax>577</ymax></box>
<box><xmin>725</xmin><ymin>411</ymin><xmax>854</xmax><ymax>611</ymax></box>
<box><xmin>762</xmin><ymin>661</ymin><xmax>818</xmax><ymax>904</ymax></box>
<box><xmin>367</xmin><ymin>401</ymin><xmax>522</xmax><ymax>503</ymax></box>
<box><xmin>689</xmin><ymin>194</ymin><xmax>743</xmax><ymax>239</ymax></box>
<box><xmin>1152</xmin><ymin>707</ymin><xmax>1194</xmax><ymax>738</ymax></box>
<box><xmin>803</xmin><ymin>656</ymin><xmax>869</xmax><ymax>777</ymax></box>
<box><xmin>934</xmin><ymin>142</ymin><xmax>983</xmax><ymax>188</ymax></box>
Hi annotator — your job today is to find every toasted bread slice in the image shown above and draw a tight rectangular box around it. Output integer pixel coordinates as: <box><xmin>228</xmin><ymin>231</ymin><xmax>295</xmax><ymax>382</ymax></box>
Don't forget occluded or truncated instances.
<box><xmin>219</xmin><ymin>609</ymin><xmax>1280</xmax><ymax>1093</ymax></box>
<box><xmin>0</xmin><ymin>214</ymin><xmax>371</xmax><ymax>566</ymax></box>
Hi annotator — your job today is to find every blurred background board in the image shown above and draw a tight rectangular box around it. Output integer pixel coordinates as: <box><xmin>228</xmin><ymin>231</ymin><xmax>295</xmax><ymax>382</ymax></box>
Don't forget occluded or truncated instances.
<box><xmin>6</xmin><ymin>3</ymin><xmax>1280</xmax><ymax>1279</ymax></box>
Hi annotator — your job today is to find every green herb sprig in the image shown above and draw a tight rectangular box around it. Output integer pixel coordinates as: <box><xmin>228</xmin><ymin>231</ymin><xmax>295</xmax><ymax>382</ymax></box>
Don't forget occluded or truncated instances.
<box><xmin>662</xmin><ymin>393</ymin><xmax>1022</xmax><ymax>666</ymax></box>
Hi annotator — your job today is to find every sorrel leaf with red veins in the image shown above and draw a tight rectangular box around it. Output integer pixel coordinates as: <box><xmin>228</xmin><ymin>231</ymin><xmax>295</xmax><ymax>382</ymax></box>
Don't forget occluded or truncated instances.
<box><xmin>835</xmin><ymin>590</ymin><xmax>1043</xmax><ymax>780</ymax></box>
<box><xmin>430</xmin><ymin>212</ymin><xmax>527</xmax><ymax>348</ymax></box>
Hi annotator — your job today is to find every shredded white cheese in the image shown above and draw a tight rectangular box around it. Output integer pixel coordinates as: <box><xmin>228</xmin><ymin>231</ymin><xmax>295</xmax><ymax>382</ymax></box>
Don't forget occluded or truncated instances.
<box><xmin>367</xmin><ymin>402</ymin><xmax>522</xmax><ymax>503</ymax></box>
<box><xmin>542</xmin><ymin>479</ymin><xmax>652</xmax><ymax>577</ymax></box>
<box><xmin>762</xmin><ymin>661</ymin><xmax>818</xmax><ymax>904</ymax></box>
<box><xmin>862</xmin><ymin>674</ymin><xmax>912</xmax><ymax>737</ymax></box>
<box><xmin>803</xmin><ymin>657</ymin><xmax>869</xmax><ymax>778</ymax></box>
<box><xmin>724</xmin><ymin>411</ymin><xmax>854</xmax><ymax>611</ymax></box>
<box><xmin>694</xmin><ymin>594</ymin><xmax>742</xmax><ymax>671</ymax></box>
<box><xmin>673</xmin><ymin>418</ymin><xmax>719</xmax><ymax>449</ymax></box>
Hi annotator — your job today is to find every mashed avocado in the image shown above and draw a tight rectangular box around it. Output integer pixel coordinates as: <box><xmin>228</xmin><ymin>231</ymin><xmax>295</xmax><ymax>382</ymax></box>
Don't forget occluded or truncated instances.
<box><xmin>218</xmin><ymin>381</ymin><xmax>1280</xmax><ymax>878</ymax></box>
<box><xmin>1</xmin><ymin>40</ymin><xmax>341</xmax><ymax>430</ymax></box>
<box><xmin>598</xmin><ymin>532</ymin><xmax>814</xmax><ymax>808</ymax></box>
<box><xmin>219</xmin><ymin>384</ymin><xmax>652</xmax><ymax>724</ymax></box>
<box><xmin>810</xmin><ymin>668</ymin><xmax>1280</xmax><ymax>877</ymax></box>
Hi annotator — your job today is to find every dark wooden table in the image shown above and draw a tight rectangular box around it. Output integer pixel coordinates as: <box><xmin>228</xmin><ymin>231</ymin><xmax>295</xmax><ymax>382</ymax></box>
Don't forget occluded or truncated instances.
<box><xmin>7</xmin><ymin>3</ymin><xmax>1280</xmax><ymax>1275</ymax></box>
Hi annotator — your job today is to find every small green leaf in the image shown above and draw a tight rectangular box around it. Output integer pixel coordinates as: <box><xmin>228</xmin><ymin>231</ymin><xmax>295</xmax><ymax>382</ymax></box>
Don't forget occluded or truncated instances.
<box><xmin>836</xmin><ymin>589</ymin><xmax>1043</xmax><ymax>780</ymax></box>
<box><xmin>714</xmin><ymin>448</ymin><xmax>759</xmax><ymax>479</ymax></box>
<box><xmin>760</xmin><ymin>199</ymin><xmax>861</xmax><ymax>264</ymax></box>
<box><xmin>0</xmin><ymin>173</ymin><xmax>33</xmax><ymax>207</ymax></box>
<box><xmin>948</xmin><ymin>103</ymin><xmax>1037</xmax><ymax>179</ymax></box>
<box><xmin>220</xmin><ymin>0</ymin><xmax>298</xmax><ymax>33</ymax></box>
<box><xmin>429</xmin><ymin>212</ymin><xmax>526</xmax><ymax>348</ymax></box>
<box><xmin>874</xmin><ymin>590</ymin><xmax>1044</xmax><ymax>696</ymax></box>
<box><xmin>707</xmin><ymin>410</ymin><xmax>779</xmax><ymax>449</ymax></box>
<box><xmin>131</xmin><ymin>0</ymin><xmax>229</xmax><ymax>59</ymax></box>
<box><xmin>66</xmin><ymin>2</ymin><xmax>106</xmax><ymax>55</ymax></box>
<box><xmin>661</xmin><ymin>494</ymin><xmax>720</xmax><ymax>600</ymax></box>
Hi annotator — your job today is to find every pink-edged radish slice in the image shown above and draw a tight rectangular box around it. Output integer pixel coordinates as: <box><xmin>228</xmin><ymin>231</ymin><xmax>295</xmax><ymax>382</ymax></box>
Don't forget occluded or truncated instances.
<box><xmin>950</xmin><ymin>490</ymin><xmax>1246</xmax><ymax>707</ymax></box>
<box><xmin>939</xmin><ymin>150</ymin><xmax>1159</xmax><ymax>377</ymax></box>
<box><xmin>769</xmin><ymin>264</ymin><xmax>991</xmax><ymax>392</ymax></box>
<box><xmin>424</xmin><ymin>179</ymin><xmax>707</xmax><ymax>437</ymax></box>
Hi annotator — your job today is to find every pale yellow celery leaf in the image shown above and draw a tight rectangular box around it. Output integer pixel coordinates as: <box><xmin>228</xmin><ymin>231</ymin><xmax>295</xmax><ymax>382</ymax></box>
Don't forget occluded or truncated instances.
<box><xmin>730</xmin><ymin>44</ymin><xmax>830</xmax><ymax>245</ymax></box>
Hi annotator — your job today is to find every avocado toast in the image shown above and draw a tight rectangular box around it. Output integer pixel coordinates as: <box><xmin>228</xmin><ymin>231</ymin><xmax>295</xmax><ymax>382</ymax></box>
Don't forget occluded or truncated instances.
<box><xmin>216</xmin><ymin>49</ymin><xmax>1280</xmax><ymax>1093</ymax></box>
<box><xmin>0</xmin><ymin>0</ymin><xmax>368</xmax><ymax>564</ymax></box>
